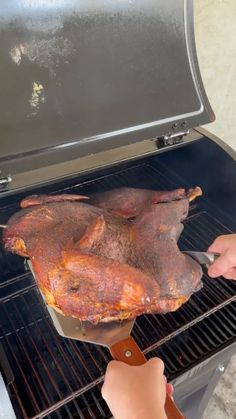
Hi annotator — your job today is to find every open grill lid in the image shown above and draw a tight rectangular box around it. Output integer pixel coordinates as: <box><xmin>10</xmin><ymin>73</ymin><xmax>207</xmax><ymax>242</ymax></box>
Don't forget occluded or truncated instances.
<box><xmin>0</xmin><ymin>0</ymin><xmax>214</xmax><ymax>194</ymax></box>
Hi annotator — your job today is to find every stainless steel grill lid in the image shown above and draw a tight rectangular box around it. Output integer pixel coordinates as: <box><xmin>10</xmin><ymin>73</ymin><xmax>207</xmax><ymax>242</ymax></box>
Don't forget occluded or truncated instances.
<box><xmin>0</xmin><ymin>0</ymin><xmax>214</xmax><ymax>158</ymax></box>
<box><xmin>0</xmin><ymin>0</ymin><xmax>215</xmax><ymax>196</ymax></box>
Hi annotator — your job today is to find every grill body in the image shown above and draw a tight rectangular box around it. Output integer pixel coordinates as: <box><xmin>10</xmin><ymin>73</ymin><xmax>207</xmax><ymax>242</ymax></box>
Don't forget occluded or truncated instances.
<box><xmin>0</xmin><ymin>1</ymin><xmax>234</xmax><ymax>417</ymax></box>
<box><xmin>0</xmin><ymin>131</ymin><xmax>236</xmax><ymax>419</ymax></box>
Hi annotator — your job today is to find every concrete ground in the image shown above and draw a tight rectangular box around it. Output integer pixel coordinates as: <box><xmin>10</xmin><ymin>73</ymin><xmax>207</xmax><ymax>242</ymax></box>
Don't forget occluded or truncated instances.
<box><xmin>194</xmin><ymin>1</ymin><xmax>236</xmax><ymax>418</ymax></box>
<box><xmin>202</xmin><ymin>355</ymin><xmax>236</xmax><ymax>419</ymax></box>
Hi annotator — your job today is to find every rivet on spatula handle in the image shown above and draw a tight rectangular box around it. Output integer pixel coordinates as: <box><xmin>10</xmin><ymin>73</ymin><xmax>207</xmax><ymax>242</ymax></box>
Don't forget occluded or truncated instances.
<box><xmin>110</xmin><ymin>336</ymin><xmax>185</xmax><ymax>419</ymax></box>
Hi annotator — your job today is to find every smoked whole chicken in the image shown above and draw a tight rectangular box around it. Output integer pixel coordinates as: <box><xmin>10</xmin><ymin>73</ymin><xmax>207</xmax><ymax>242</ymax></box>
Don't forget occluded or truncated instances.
<box><xmin>3</xmin><ymin>187</ymin><xmax>203</xmax><ymax>323</ymax></box>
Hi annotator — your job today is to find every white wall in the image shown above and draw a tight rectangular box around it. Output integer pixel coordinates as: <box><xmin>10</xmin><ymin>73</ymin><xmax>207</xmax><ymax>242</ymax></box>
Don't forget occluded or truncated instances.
<box><xmin>195</xmin><ymin>0</ymin><xmax>236</xmax><ymax>149</ymax></box>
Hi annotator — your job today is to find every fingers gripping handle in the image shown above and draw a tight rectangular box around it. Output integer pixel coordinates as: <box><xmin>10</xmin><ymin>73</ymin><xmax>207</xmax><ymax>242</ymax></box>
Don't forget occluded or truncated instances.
<box><xmin>110</xmin><ymin>336</ymin><xmax>185</xmax><ymax>419</ymax></box>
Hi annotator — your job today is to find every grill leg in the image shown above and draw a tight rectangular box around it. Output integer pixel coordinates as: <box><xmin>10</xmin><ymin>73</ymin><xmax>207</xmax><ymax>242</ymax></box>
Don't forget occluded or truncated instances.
<box><xmin>193</xmin><ymin>361</ymin><xmax>230</xmax><ymax>419</ymax></box>
<box><xmin>171</xmin><ymin>350</ymin><xmax>235</xmax><ymax>419</ymax></box>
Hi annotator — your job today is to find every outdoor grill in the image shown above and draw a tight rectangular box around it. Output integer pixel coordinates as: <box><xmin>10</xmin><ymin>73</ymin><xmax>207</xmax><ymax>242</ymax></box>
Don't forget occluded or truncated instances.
<box><xmin>0</xmin><ymin>1</ymin><xmax>236</xmax><ymax>419</ymax></box>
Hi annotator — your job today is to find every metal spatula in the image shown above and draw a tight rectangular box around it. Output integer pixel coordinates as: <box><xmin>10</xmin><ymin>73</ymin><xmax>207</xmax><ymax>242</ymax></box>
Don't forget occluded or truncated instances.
<box><xmin>29</xmin><ymin>263</ymin><xmax>184</xmax><ymax>419</ymax></box>
<box><xmin>182</xmin><ymin>251</ymin><xmax>219</xmax><ymax>265</ymax></box>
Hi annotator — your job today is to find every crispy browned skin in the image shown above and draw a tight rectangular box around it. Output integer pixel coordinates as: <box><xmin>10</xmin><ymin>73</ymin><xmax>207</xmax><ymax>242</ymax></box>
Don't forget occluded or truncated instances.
<box><xmin>3</xmin><ymin>189</ymin><xmax>203</xmax><ymax>323</ymax></box>
<box><xmin>90</xmin><ymin>187</ymin><xmax>202</xmax><ymax>218</ymax></box>
<box><xmin>21</xmin><ymin>194</ymin><xmax>89</xmax><ymax>208</ymax></box>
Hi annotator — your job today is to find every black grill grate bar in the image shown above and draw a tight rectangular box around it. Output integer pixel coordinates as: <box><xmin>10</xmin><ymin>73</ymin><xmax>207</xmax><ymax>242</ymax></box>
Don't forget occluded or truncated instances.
<box><xmin>201</xmin><ymin>319</ymin><xmax>227</xmax><ymax>344</ymax></box>
<box><xmin>31</xmin><ymin>290</ymin><xmax>105</xmax><ymax>385</ymax></box>
<box><xmin>64</xmin><ymin>340</ymin><xmax>96</xmax><ymax>382</ymax></box>
<box><xmin>4</xmin><ymin>336</ymin><xmax>41</xmax><ymax>413</ymax></box>
<box><xmin>59</xmin><ymin>162</ymin><xmax>148</xmax><ymax>195</ymax></box>
<box><xmin>61</xmin><ymin>406</ymin><xmax>74</xmax><ymax>419</ymax></box>
<box><xmin>203</xmin><ymin>310</ymin><xmax>236</xmax><ymax>342</ymax></box>
<box><xmin>171</xmin><ymin>340</ymin><xmax>196</xmax><ymax>365</ymax></box>
<box><xmin>0</xmin><ymin>283</ymin><xmax>36</xmax><ymax>304</ymax></box>
<box><xmin>179</xmin><ymin>301</ymin><xmax>205</xmax><ymax>322</ymax></box>
<box><xmin>185</xmin><ymin>209</ymin><xmax>234</xmax><ymax>244</ymax></box>
<box><xmin>188</xmin><ymin>215</ymin><xmax>225</xmax><ymax>242</ymax></box>
<box><xmin>169</xmin><ymin>339</ymin><xmax>196</xmax><ymax>366</ymax></box>
<box><xmin>141</xmin><ymin>315</ymin><xmax>171</xmax><ymax>343</ymax></box>
<box><xmin>82</xmin><ymin>342</ymin><xmax>106</xmax><ymax>376</ymax></box>
<box><xmin>201</xmin><ymin>281</ymin><xmax>230</xmax><ymax>308</ymax></box>
<box><xmin>166</xmin><ymin>344</ymin><xmax>187</xmax><ymax>368</ymax></box>
<box><xmin>206</xmin><ymin>309</ymin><xmax>236</xmax><ymax>343</ymax></box>
<box><xmin>188</xmin><ymin>328</ymin><xmax>210</xmax><ymax>353</ymax></box>
<box><xmin>79</xmin><ymin>395</ymin><xmax>96</xmax><ymax>419</ymax></box>
<box><xmin>95</xmin><ymin>345</ymin><xmax>110</xmax><ymax>364</ymax></box>
<box><xmin>181</xmin><ymin>336</ymin><xmax>204</xmax><ymax>359</ymax></box>
<box><xmin>186</xmin><ymin>299</ymin><xmax>204</xmax><ymax>317</ymax></box>
<box><xmin>21</xmin><ymin>294</ymin><xmax>81</xmax><ymax>400</ymax></box>
<box><xmin>213</xmin><ymin>277</ymin><xmax>235</xmax><ymax>298</ymax></box>
<box><xmin>138</xmin><ymin>315</ymin><xmax>166</xmax><ymax>341</ymax></box>
<box><xmin>190</xmin><ymin>281</ymin><xmax>227</xmax><ymax>316</ymax></box>
<box><xmin>67</xmin><ymin>340</ymin><xmax>95</xmax><ymax>381</ymax></box>
<box><xmin>215</xmin><ymin>276</ymin><xmax>236</xmax><ymax>295</ymax></box>
<box><xmin>132</xmin><ymin>322</ymin><xmax>150</xmax><ymax>348</ymax></box>
<box><xmin>0</xmin><ymin>272</ymin><xmax>31</xmax><ymax>289</ymax></box>
<box><xmin>195</xmin><ymin>323</ymin><xmax>219</xmax><ymax>348</ymax></box>
<box><xmin>1</xmin><ymin>328</ymin><xmax>41</xmax><ymax>414</ymax></box>
<box><xmin>11</xmin><ymin>298</ymin><xmax>62</xmax><ymax>407</ymax></box>
<box><xmin>215</xmin><ymin>309</ymin><xmax>236</xmax><ymax>335</ymax></box>
<box><xmin>143</xmin><ymin>294</ymin><xmax>236</xmax><ymax>356</ymax></box>
<box><xmin>149</xmin><ymin>303</ymin><xmax>236</xmax><ymax>380</ymax></box>
<box><xmin>19</xmin><ymin>374</ymin><xmax>107</xmax><ymax>419</ymax></box>
<box><xmin>47</xmin><ymin>385</ymin><xmax>110</xmax><ymax>419</ymax></box>
<box><xmin>24</xmin><ymin>294</ymin><xmax>88</xmax><ymax>397</ymax></box>
<box><xmin>158</xmin><ymin>315</ymin><xmax>205</xmax><ymax>362</ymax></box>
<box><xmin>33</xmin><ymin>311</ymin><xmax>90</xmax><ymax>391</ymax></box>
<box><xmin>223</xmin><ymin>305</ymin><xmax>236</xmax><ymax>325</ymax></box>
<box><xmin>7</xmin><ymin>302</ymin><xmax>56</xmax><ymax>402</ymax></box>
<box><xmin>151</xmin><ymin>345</ymin><xmax>179</xmax><ymax>372</ymax></box>
<box><xmin>182</xmin><ymin>224</ymin><xmax>216</xmax><ymax>252</ymax></box>
<box><xmin>7</xmin><ymin>291</ymin><xmax>109</xmax><ymax>419</ymax></box>
<box><xmin>90</xmin><ymin>390</ymin><xmax>107</xmax><ymax>417</ymax></box>
<box><xmin>182</xmin><ymin>224</ymin><xmax>214</xmax><ymax>249</ymax></box>
<box><xmin>182</xmin><ymin>214</ymin><xmax>224</xmax><ymax>248</ymax></box>
<box><xmin>192</xmin><ymin>285</ymin><xmax>218</xmax><ymax>309</ymax></box>
<box><xmin>32</xmin><ymin>319</ymin><xmax>114</xmax><ymax>417</ymax></box>
<box><xmin>0</xmin><ymin>318</ymin><xmax>44</xmax><ymax>338</ymax></box>
<box><xmin>70</xmin><ymin>400</ymin><xmax>86</xmax><ymax>419</ymax></box>
<box><xmin>140</xmin><ymin>164</ymin><xmax>179</xmax><ymax>189</ymax></box>
<box><xmin>204</xmin><ymin>280</ymin><xmax>232</xmax><ymax>305</ymax></box>
<box><xmin>191</xmin><ymin>210</ymin><xmax>233</xmax><ymax>236</ymax></box>
<box><xmin>52</xmin><ymin>411</ymin><xmax>62</xmax><ymax>419</ymax></box>
<box><xmin>204</xmin><ymin>279</ymin><xmax>231</xmax><ymax>300</ymax></box>
<box><xmin>208</xmin><ymin>314</ymin><xmax>233</xmax><ymax>339</ymax></box>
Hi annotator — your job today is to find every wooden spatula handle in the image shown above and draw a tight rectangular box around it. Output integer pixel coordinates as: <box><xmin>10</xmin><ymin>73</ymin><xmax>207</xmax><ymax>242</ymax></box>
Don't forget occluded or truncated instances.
<box><xmin>110</xmin><ymin>336</ymin><xmax>146</xmax><ymax>365</ymax></box>
<box><xmin>110</xmin><ymin>336</ymin><xmax>185</xmax><ymax>419</ymax></box>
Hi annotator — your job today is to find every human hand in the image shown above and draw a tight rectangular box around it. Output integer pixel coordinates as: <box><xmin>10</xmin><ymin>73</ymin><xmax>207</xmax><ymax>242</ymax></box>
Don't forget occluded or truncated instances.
<box><xmin>102</xmin><ymin>358</ymin><xmax>171</xmax><ymax>419</ymax></box>
<box><xmin>208</xmin><ymin>234</ymin><xmax>236</xmax><ymax>279</ymax></box>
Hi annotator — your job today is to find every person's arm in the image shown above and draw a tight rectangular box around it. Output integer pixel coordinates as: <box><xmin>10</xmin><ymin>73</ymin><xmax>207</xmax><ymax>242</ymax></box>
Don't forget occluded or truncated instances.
<box><xmin>208</xmin><ymin>234</ymin><xmax>236</xmax><ymax>279</ymax></box>
<box><xmin>102</xmin><ymin>358</ymin><xmax>168</xmax><ymax>419</ymax></box>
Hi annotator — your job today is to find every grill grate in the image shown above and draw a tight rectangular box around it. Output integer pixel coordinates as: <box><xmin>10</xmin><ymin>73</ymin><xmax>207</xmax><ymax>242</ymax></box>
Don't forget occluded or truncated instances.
<box><xmin>1</xmin><ymin>159</ymin><xmax>236</xmax><ymax>418</ymax></box>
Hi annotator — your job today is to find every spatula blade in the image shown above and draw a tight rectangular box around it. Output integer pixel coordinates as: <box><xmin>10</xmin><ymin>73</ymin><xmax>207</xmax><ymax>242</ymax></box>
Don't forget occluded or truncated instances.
<box><xmin>48</xmin><ymin>304</ymin><xmax>134</xmax><ymax>347</ymax></box>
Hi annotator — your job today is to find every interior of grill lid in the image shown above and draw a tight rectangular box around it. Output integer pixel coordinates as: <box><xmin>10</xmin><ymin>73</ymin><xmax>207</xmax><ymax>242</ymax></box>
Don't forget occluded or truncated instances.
<box><xmin>0</xmin><ymin>0</ymin><xmax>214</xmax><ymax>159</ymax></box>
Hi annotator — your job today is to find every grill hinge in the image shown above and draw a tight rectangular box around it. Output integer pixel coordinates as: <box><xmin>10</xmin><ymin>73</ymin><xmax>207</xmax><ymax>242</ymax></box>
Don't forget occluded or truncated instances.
<box><xmin>157</xmin><ymin>130</ymin><xmax>190</xmax><ymax>148</ymax></box>
<box><xmin>0</xmin><ymin>175</ymin><xmax>12</xmax><ymax>192</ymax></box>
